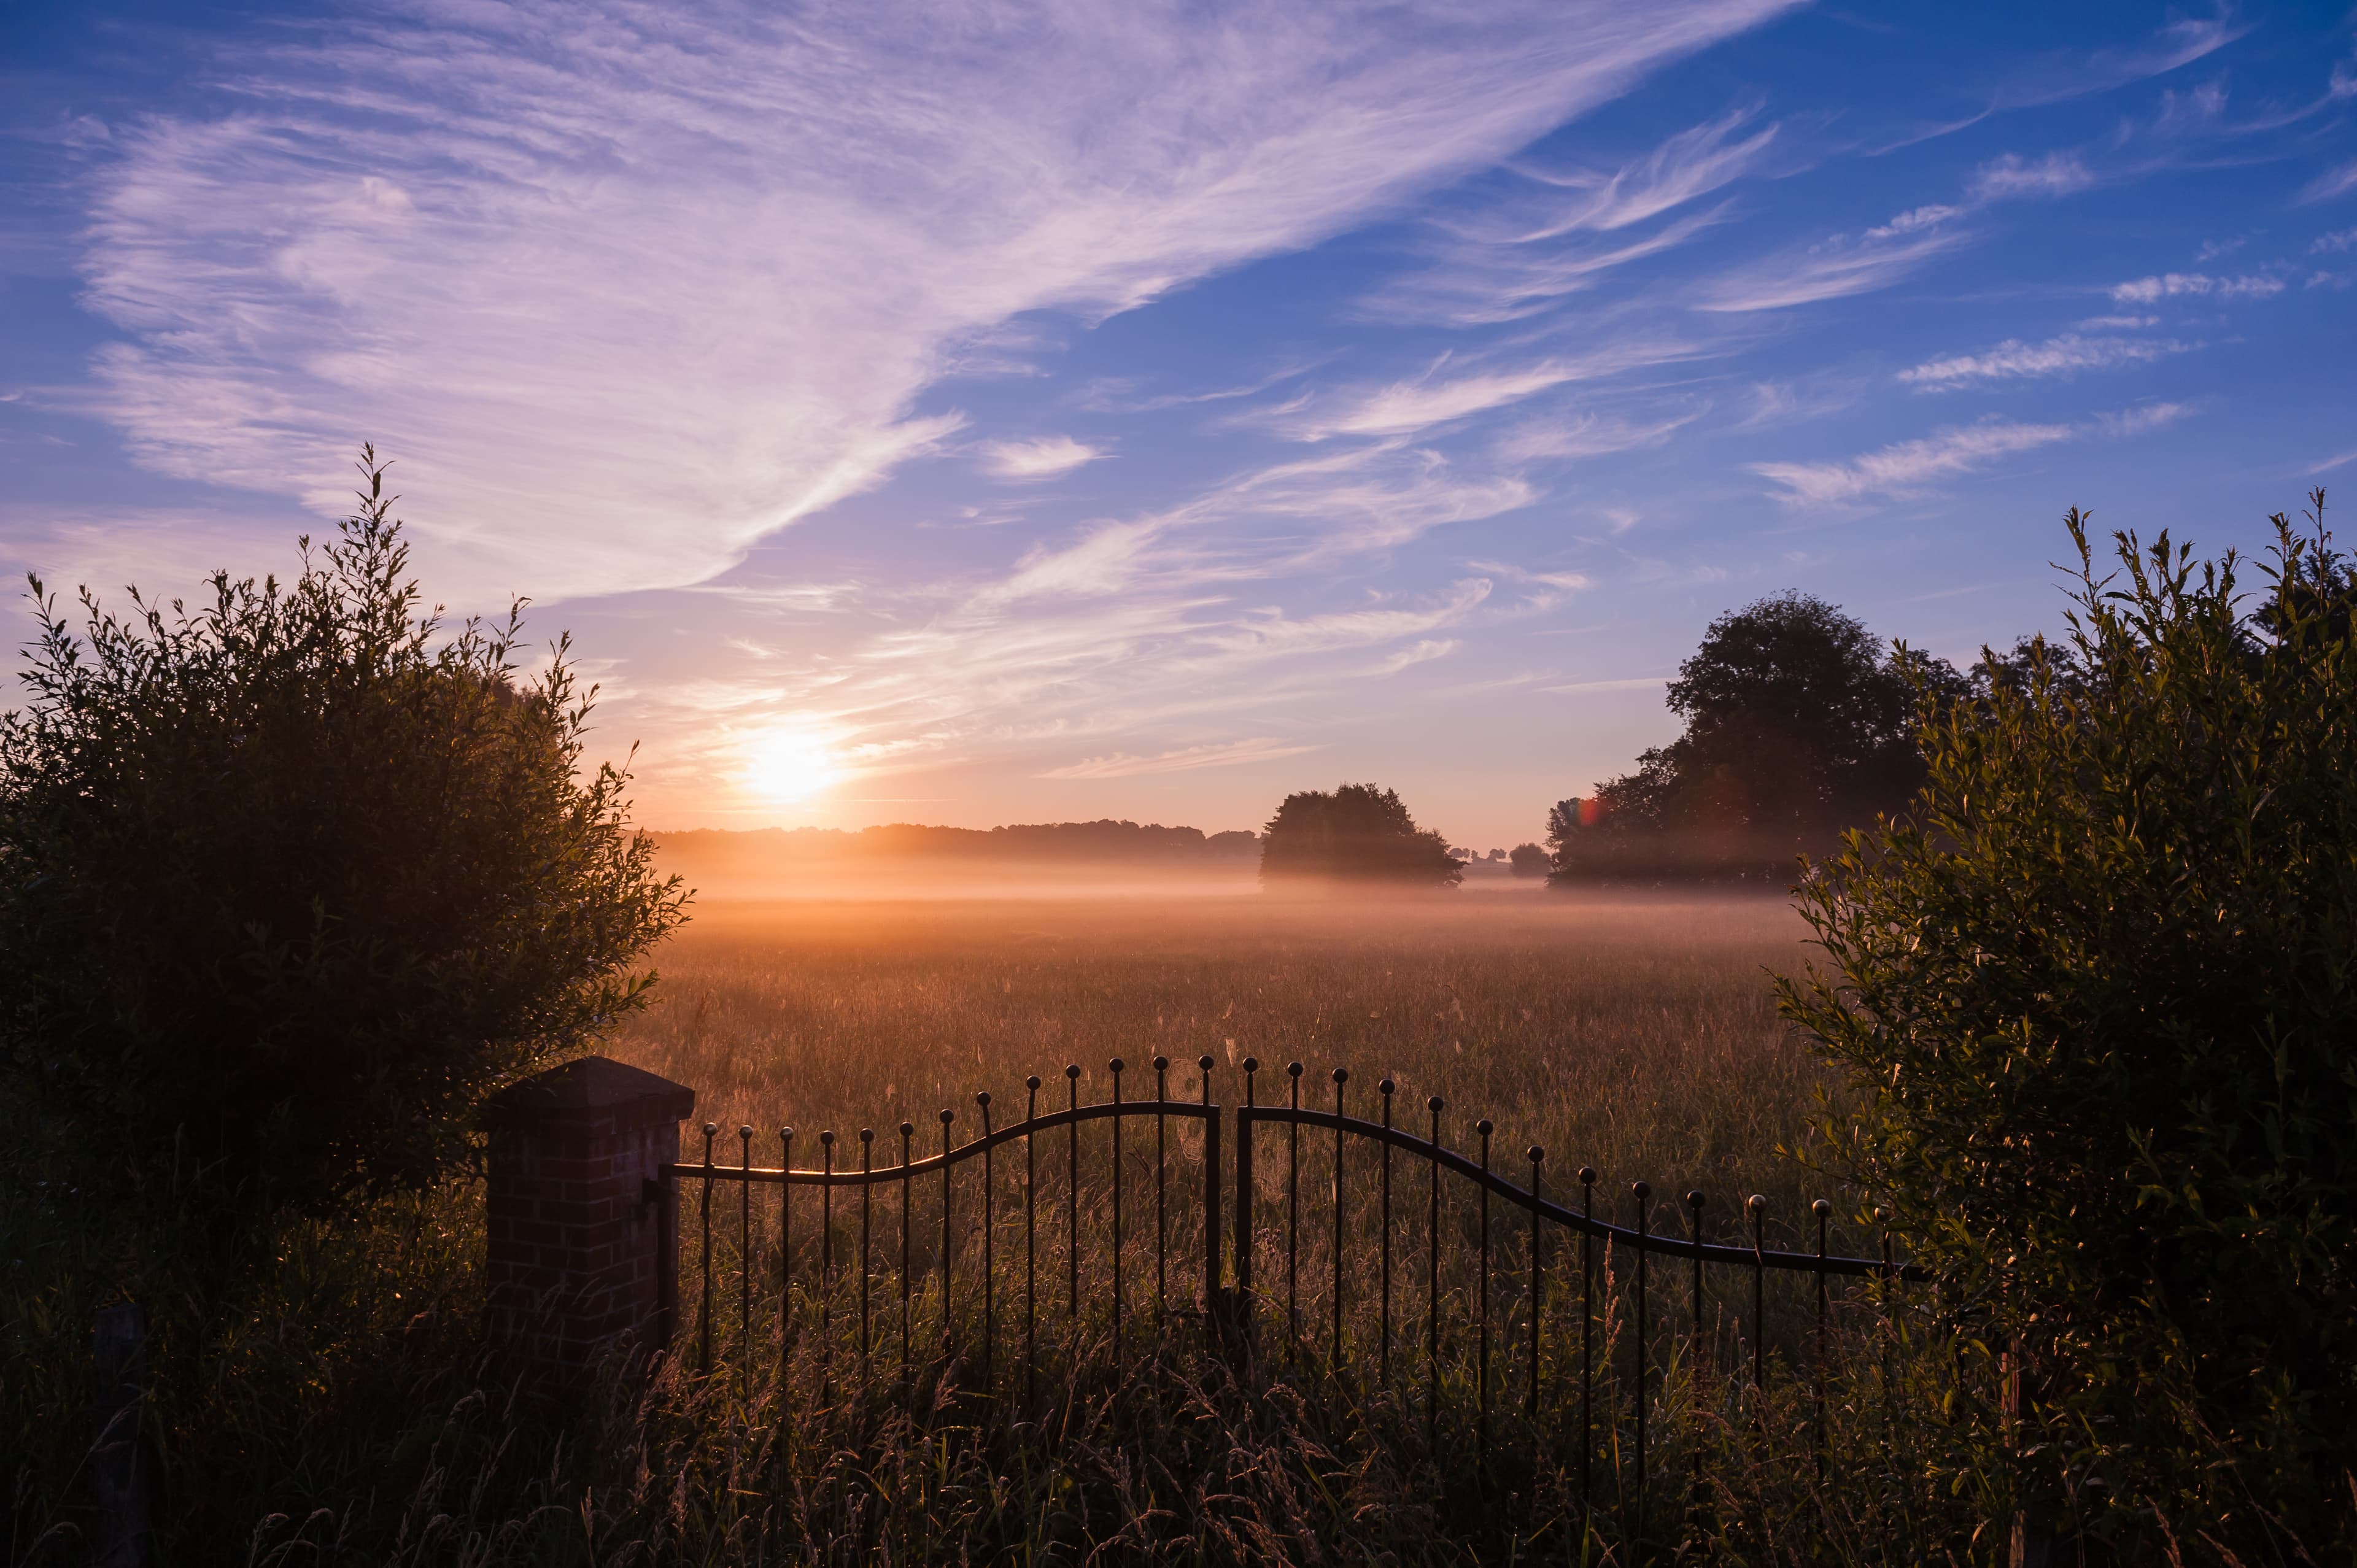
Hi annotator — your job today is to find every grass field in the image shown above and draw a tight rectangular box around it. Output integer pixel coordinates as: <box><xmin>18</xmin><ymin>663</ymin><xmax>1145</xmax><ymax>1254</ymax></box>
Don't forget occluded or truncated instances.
<box><xmin>607</xmin><ymin>886</ymin><xmax>1844</xmax><ymax>1230</ymax></box>
<box><xmin>10</xmin><ymin>886</ymin><xmax>1978</xmax><ymax>1566</ymax></box>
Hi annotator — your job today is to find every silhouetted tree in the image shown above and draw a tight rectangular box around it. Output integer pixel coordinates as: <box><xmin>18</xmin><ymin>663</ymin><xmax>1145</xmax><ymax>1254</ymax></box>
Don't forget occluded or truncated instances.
<box><xmin>1551</xmin><ymin>593</ymin><xmax>1960</xmax><ymax>881</ymax></box>
<box><xmin>1507</xmin><ymin>843</ymin><xmax>1549</xmax><ymax>878</ymax></box>
<box><xmin>0</xmin><ymin>448</ymin><xmax>688</xmax><ymax>1256</ymax></box>
<box><xmin>1259</xmin><ymin>783</ymin><xmax>1460</xmax><ymax>887</ymax></box>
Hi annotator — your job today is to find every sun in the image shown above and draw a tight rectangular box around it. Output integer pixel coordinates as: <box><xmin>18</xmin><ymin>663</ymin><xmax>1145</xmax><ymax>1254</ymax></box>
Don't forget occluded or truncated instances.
<box><xmin>743</xmin><ymin>727</ymin><xmax>842</xmax><ymax>803</ymax></box>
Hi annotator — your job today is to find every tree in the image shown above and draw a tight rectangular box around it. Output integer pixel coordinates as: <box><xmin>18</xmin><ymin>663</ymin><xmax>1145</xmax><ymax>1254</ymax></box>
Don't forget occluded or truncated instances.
<box><xmin>1258</xmin><ymin>783</ymin><xmax>1461</xmax><ymax>887</ymax></box>
<box><xmin>1776</xmin><ymin>501</ymin><xmax>2357</xmax><ymax>1556</ymax></box>
<box><xmin>0</xmin><ymin>449</ymin><xmax>689</xmax><ymax>1246</ymax></box>
<box><xmin>1508</xmin><ymin>843</ymin><xmax>1549</xmax><ymax>878</ymax></box>
<box><xmin>1550</xmin><ymin>593</ymin><xmax>1959</xmax><ymax>881</ymax></box>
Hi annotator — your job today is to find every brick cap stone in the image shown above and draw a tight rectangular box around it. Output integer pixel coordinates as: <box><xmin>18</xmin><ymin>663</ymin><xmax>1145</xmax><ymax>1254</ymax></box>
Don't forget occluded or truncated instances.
<box><xmin>490</xmin><ymin>1054</ymin><xmax>694</xmax><ymax>1127</ymax></box>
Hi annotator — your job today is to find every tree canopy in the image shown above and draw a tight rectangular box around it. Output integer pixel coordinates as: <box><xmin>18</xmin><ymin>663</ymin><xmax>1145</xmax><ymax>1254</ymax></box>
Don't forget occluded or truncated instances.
<box><xmin>1777</xmin><ymin>498</ymin><xmax>2357</xmax><ymax>1555</ymax></box>
<box><xmin>0</xmin><ymin>450</ymin><xmax>688</xmax><ymax>1240</ymax></box>
<box><xmin>1549</xmin><ymin>592</ymin><xmax>1959</xmax><ymax>880</ymax></box>
<box><xmin>1258</xmin><ymin>783</ymin><xmax>1460</xmax><ymax>887</ymax></box>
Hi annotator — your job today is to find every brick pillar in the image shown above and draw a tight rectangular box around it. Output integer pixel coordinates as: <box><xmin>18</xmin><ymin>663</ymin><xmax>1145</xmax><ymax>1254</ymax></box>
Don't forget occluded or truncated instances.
<box><xmin>486</xmin><ymin>1054</ymin><xmax>695</xmax><ymax>1378</ymax></box>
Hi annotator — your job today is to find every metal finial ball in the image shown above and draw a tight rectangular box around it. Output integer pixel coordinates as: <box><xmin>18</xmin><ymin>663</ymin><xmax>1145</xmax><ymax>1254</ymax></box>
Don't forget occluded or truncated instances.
<box><xmin>1528</xmin><ymin>1145</ymin><xmax>1544</xmax><ymax>1162</ymax></box>
<box><xmin>940</xmin><ymin>1108</ymin><xmax>955</xmax><ymax>1124</ymax></box>
<box><xmin>1333</xmin><ymin>1067</ymin><xmax>1349</xmax><ymax>1085</ymax></box>
<box><xmin>703</xmin><ymin>1122</ymin><xmax>718</xmax><ymax>1137</ymax></box>
<box><xmin>1747</xmin><ymin>1194</ymin><xmax>1767</xmax><ymax>1213</ymax></box>
<box><xmin>1026</xmin><ymin>1075</ymin><xmax>1041</xmax><ymax>1091</ymax></box>
<box><xmin>739</xmin><ymin>1124</ymin><xmax>753</xmax><ymax>1140</ymax></box>
<box><xmin>1198</xmin><ymin>1054</ymin><xmax>1214</xmax><ymax>1072</ymax></box>
<box><xmin>1811</xmin><ymin>1198</ymin><xmax>1832</xmax><ymax>1218</ymax></box>
<box><xmin>1287</xmin><ymin>1061</ymin><xmax>1303</xmax><ymax>1078</ymax></box>
<box><xmin>1065</xmin><ymin>1064</ymin><xmax>1081</xmax><ymax>1079</ymax></box>
<box><xmin>1687</xmin><ymin>1189</ymin><xmax>1705</xmax><ymax>1209</ymax></box>
<box><xmin>976</xmin><ymin>1091</ymin><xmax>991</xmax><ymax>1107</ymax></box>
<box><xmin>1242</xmin><ymin>1056</ymin><xmax>1260</xmax><ymax>1073</ymax></box>
<box><xmin>1427</xmin><ymin>1094</ymin><xmax>1444</xmax><ymax>1112</ymax></box>
<box><xmin>1379</xmin><ymin>1078</ymin><xmax>1395</xmax><ymax>1095</ymax></box>
<box><xmin>1153</xmin><ymin>1055</ymin><xmax>1169</xmax><ymax>1072</ymax></box>
<box><xmin>860</xmin><ymin>1127</ymin><xmax>873</xmax><ymax>1143</ymax></box>
<box><xmin>1476</xmin><ymin>1118</ymin><xmax>1493</xmax><ymax>1137</ymax></box>
<box><xmin>1874</xmin><ymin>1205</ymin><xmax>1891</xmax><ymax>1223</ymax></box>
<box><xmin>781</xmin><ymin>1126</ymin><xmax>794</xmax><ymax>1140</ymax></box>
<box><xmin>900</xmin><ymin>1121</ymin><xmax>915</xmax><ymax>1138</ymax></box>
<box><xmin>819</xmin><ymin>1129</ymin><xmax>835</xmax><ymax>1145</ymax></box>
<box><xmin>1109</xmin><ymin>1057</ymin><xmax>1125</xmax><ymax>1073</ymax></box>
<box><xmin>1578</xmin><ymin>1166</ymin><xmax>1598</xmax><ymax>1184</ymax></box>
<box><xmin>1631</xmin><ymin>1179</ymin><xmax>1652</xmax><ymax>1200</ymax></box>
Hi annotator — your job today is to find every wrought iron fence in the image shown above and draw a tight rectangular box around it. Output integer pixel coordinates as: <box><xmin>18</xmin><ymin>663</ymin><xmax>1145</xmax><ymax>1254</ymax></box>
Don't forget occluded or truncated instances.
<box><xmin>654</xmin><ymin>1052</ymin><xmax>1918</xmax><ymax>1534</ymax></box>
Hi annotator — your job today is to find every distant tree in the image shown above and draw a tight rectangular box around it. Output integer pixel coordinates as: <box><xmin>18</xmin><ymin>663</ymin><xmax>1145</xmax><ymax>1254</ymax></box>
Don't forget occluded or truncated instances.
<box><xmin>1507</xmin><ymin>843</ymin><xmax>1549</xmax><ymax>878</ymax></box>
<box><xmin>1259</xmin><ymin>783</ymin><xmax>1461</xmax><ymax>887</ymax></box>
<box><xmin>0</xmin><ymin>449</ymin><xmax>688</xmax><ymax>1254</ymax></box>
<box><xmin>1550</xmin><ymin>593</ymin><xmax>1961</xmax><ymax>881</ymax></box>
<box><xmin>1779</xmin><ymin>501</ymin><xmax>2357</xmax><ymax>1556</ymax></box>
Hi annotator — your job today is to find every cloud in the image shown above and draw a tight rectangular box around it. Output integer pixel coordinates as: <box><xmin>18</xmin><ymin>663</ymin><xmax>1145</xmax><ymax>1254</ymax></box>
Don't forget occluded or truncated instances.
<box><xmin>1751</xmin><ymin>405</ymin><xmax>2189</xmax><ymax>505</ymax></box>
<box><xmin>981</xmin><ymin>436</ymin><xmax>1102</xmax><ymax>479</ymax></box>
<box><xmin>1037</xmin><ymin>737</ymin><xmax>1319</xmax><ymax>778</ymax></box>
<box><xmin>1276</xmin><ymin>341</ymin><xmax>1706</xmax><ymax>441</ymax></box>
<box><xmin>1369</xmin><ymin>638</ymin><xmax>1461</xmax><ymax>674</ymax></box>
<box><xmin>71</xmin><ymin>0</ymin><xmax>1798</xmax><ymax>606</ymax></box>
<box><xmin>2301</xmin><ymin>160</ymin><xmax>2357</xmax><ymax>205</ymax></box>
<box><xmin>1539</xmin><ymin>676</ymin><xmax>1670</xmax><ymax>693</ymax></box>
<box><xmin>1364</xmin><ymin>103</ymin><xmax>1779</xmax><ymax>324</ymax></box>
<box><xmin>1968</xmin><ymin>151</ymin><xmax>2096</xmax><ymax>201</ymax></box>
<box><xmin>1501</xmin><ymin>104</ymin><xmax>1781</xmax><ymax>237</ymax></box>
<box><xmin>1692</xmin><ymin>224</ymin><xmax>1967</xmax><ymax>312</ymax></box>
<box><xmin>2314</xmin><ymin>230</ymin><xmax>2357</xmax><ymax>255</ymax></box>
<box><xmin>1991</xmin><ymin>12</ymin><xmax>2248</xmax><ymax>110</ymax></box>
<box><xmin>1899</xmin><ymin>331</ymin><xmax>2195</xmax><ymax>388</ymax></box>
<box><xmin>2307</xmin><ymin>448</ymin><xmax>2357</xmax><ymax>476</ymax></box>
<box><xmin>2109</xmin><ymin>271</ymin><xmax>2285</xmax><ymax>302</ymax></box>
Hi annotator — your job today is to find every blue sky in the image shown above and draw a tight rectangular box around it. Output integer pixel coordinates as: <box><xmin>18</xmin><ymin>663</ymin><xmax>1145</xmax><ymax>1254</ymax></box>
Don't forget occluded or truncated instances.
<box><xmin>6</xmin><ymin>2</ymin><xmax>2356</xmax><ymax>848</ymax></box>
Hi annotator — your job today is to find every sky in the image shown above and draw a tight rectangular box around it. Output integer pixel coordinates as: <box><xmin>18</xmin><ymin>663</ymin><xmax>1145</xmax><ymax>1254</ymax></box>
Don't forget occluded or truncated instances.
<box><xmin>6</xmin><ymin>2</ymin><xmax>2357</xmax><ymax>850</ymax></box>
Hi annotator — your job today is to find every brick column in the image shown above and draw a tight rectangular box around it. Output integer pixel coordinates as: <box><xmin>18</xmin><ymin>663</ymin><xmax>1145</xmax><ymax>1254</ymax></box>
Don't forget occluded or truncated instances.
<box><xmin>486</xmin><ymin>1054</ymin><xmax>695</xmax><ymax>1378</ymax></box>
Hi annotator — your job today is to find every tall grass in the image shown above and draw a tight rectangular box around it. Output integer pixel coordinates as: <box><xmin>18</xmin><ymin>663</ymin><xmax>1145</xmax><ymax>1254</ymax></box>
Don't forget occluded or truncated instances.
<box><xmin>7</xmin><ymin>890</ymin><xmax>2014</xmax><ymax>1564</ymax></box>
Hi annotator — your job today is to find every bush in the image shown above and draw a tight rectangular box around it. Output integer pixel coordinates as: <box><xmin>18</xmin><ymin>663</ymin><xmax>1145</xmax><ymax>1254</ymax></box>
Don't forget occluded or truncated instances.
<box><xmin>0</xmin><ymin>449</ymin><xmax>688</xmax><ymax>1250</ymax></box>
<box><xmin>1776</xmin><ymin>501</ymin><xmax>2357</xmax><ymax>1556</ymax></box>
<box><xmin>1257</xmin><ymin>782</ymin><xmax>1461</xmax><ymax>887</ymax></box>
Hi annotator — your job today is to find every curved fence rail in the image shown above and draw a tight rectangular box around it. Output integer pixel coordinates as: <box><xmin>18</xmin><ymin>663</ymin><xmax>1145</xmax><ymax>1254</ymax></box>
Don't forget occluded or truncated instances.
<box><xmin>655</xmin><ymin>1051</ymin><xmax>1915</xmax><ymax>1537</ymax></box>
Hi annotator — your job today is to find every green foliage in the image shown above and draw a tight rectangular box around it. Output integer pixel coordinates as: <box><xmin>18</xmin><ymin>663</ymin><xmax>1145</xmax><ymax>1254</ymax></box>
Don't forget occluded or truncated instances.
<box><xmin>1776</xmin><ymin>500</ymin><xmax>2357</xmax><ymax>1556</ymax></box>
<box><xmin>0</xmin><ymin>448</ymin><xmax>687</xmax><ymax>1246</ymax></box>
<box><xmin>1553</xmin><ymin>593</ymin><xmax>1960</xmax><ymax>881</ymax></box>
<box><xmin>1257</xmin><ymin>782</ymin><xmax>1461</xmax><ymax>887</ymax></box>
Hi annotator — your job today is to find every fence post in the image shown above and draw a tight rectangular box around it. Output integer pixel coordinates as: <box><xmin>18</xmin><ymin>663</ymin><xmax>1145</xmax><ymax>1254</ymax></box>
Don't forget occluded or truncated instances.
<box><xmin>90</xmin><ymin>1300</ymin><xmax>153</xmax><ymax>1568</ymax></box>
<box><xmin>486</xmin><ymin>1054</ymin><xmax>696</xmax><ymax>1381</ymax></box>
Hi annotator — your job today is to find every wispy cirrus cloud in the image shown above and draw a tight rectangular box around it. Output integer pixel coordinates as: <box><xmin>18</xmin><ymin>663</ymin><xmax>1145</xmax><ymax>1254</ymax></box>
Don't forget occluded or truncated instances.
<box><xmin>2110</xmin><ymin>271</ymin><xmax>2285</xmax><ymax>302</ymax></box>
<box><xmin>1037</xmin><ymin>737</ymin><xmax>1319</xmax><ymax>778</ymax></box>
<box><xmin>981</xmin><ymin>436</ymin><xmax>1103</xmax><ymax>479</ymax></box>
<box><xmin>73</xmin><ymin>0</ymin><xmax>1798</xmax><ymax>605</ymax></box>
<box><xmin>1751</xmin><ymin>404</ymin><xmax>2189</xmax><ymax>506</ymax></box>
<box><xmin>1899</xmin><ymin>330</ymin><xmax>2195</xmax><ymax>388</ymax></box>
<box><xmin>1968</xmin><ymin>150</ymin><xmax>2096</xmax><ymax>200</ymax></box>
<box><xmin>1274</xmin><ymin>341</ymin><xmax>1706</xmax><ymax>441</ymax></box>
<box><xmin>1364</xmin><ymin>104</ymin><xmax>1780</xmax><ymax>325</ymax></box>
<box><xmin>1692</xmin><ymin>224</ymin><xmax>1968</xmax><ymax>312</ymax></box>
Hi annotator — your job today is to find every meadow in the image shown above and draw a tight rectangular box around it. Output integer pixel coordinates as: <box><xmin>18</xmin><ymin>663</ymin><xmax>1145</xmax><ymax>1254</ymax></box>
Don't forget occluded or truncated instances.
<box><xmin>7</xmin><ymin>886</ymin><xmax>1984</xmax><ymax>1566</ymax></box>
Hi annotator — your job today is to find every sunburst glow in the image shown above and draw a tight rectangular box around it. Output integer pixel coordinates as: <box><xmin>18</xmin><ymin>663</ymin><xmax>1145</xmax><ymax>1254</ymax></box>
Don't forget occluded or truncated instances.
<box><xmin>743</xmin><ymin>727</ymin><xmax>843</xmax><ymax>803</ymax></box>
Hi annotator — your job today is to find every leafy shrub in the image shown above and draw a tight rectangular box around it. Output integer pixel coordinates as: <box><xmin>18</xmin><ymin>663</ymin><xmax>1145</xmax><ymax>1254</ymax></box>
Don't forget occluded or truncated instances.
<box><xmin>1778</xmin><ymin>501</ymin><xmax>2357</xmax><ymax>1556</ymax></box>
<box><xmin>0</xmin><ymin>449</ymin><xmax>687</xmax><ymax>1248</ymax></box>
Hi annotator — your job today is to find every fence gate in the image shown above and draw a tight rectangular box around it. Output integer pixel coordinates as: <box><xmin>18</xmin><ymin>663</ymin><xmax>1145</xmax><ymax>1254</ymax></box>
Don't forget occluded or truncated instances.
<box><xmin>649</xmin><ymin>1052</ymin><xmax>1916</xmax><ymax>1535</ymax></box>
